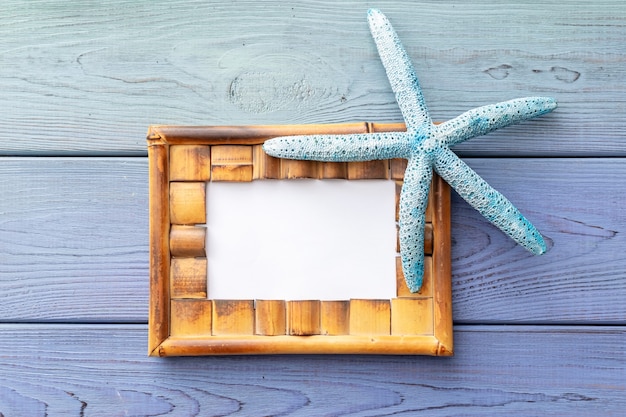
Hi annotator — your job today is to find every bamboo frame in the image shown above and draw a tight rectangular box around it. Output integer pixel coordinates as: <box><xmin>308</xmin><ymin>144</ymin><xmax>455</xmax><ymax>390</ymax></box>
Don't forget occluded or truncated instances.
<box><xmin>147</xmin><ymin>123</ymin><xmax>452</xmax><ymax>356</ymax></box>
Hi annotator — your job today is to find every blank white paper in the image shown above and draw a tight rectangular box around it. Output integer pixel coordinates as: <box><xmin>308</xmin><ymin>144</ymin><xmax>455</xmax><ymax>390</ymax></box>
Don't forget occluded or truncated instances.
<box><xmin>206</xmin><ymin>179</ymin><xmax>397</xmax><ymax>300</ymax></box>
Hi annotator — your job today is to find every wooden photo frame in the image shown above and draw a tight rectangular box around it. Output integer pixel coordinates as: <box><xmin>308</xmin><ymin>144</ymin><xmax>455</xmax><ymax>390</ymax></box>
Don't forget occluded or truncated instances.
<box><xmin>147</xmin><ymin>123</ymin><xmax>452</xmax><ymax>356</ymax></box>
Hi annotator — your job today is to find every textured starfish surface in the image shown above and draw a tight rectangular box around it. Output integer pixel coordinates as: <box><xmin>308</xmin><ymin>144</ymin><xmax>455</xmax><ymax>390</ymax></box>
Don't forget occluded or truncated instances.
<box><xmin>263</xmin><ymin>8</ymin><xmax>557</xmax><ymax>292</ymax></box>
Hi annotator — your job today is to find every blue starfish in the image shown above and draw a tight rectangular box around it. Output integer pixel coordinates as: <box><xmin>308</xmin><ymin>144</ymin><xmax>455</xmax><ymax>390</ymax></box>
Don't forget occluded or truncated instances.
<box><xmin>263</xmin><ymin>8</ymin><xmax>557</xmax><ymax>292</ymax></box>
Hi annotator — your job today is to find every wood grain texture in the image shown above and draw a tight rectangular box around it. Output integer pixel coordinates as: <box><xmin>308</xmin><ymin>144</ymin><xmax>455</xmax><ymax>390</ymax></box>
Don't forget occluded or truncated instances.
<box><xmin>148</xmin><ymin>140</ymin><xmax>170</xmax><ymax>352</ymax></box>
<box><xmin>320</xmin><ymin>300</ymin><xmax>350</xmax><ymax>335</ymax></box>
<box><xmin>169</xmin><ymin>225</ymin><xmax>206</xmax><ymax>258</ymax></box>
<box><xmin>0</xmin><ymin>0</ymin><xmax>625</xmax><ymax>156</ymax></box>
<box><xmin>1</xmin><ymin>157</ymin><xmax>626</xmax><ymax>324</ymax></box>
<box><xmin>255</xmin><ymin>300</ymin><xmax>286</xmax><ymax>336</ymax></box>
<box><xmin>210</xmin><ymin>145</ymin><xmax>253</xmax><ymax>182</ymax></box>
<box><xmin>0</xmin><ymin>324</ymin><xmax>623</xmax><ymax>416</ymax></box>
<box><xmin>0</xmin><ymin>158</ymin><xmax>148</xmax><ymax>323</ymax></box>
<box><xmin>452</xmin><ymin>158</ymin><xmax>626</xmax><ymax>324</ymax></box>
<box><xmin>349</xmin><ymin>300</ymin><xmax>391</xmax><ymax>335</ymax></box>
<box><xmin>287</xmin><ymin>300</ymin><xmax>321</xmax><ymax>336</ymax></box>
<box><xmin>391</xmin><ymin>298</ymin><xmax>434</xmax><ymax>335</ymax></box>
<box><xmin>170</xmin><ymin>299</ymin><xmax>212</xmax><ymax>336</ymax></box>
<box><xmin>2</xmin><ymin>0</ymin><xmax>624</xmax><ymax>412</ymax></box>
<box><xmin>169</xmin><ymin>145</ymin><xmax>211</xmax><ymax>181</ymax></box>
<box><xmin>170</xmin><ymin>257</ymin><xmax>207</xmax><ymax>299</ymax></box>
<box><xmin>169</xmin><ymin>182</ymin><xmax>206</xmax><ymax>224</ymax></box>
<box><xmin>252</xmin><ymin>144</ymin><xmax>281</xmax><ymax>179</ymax></box>
<box><xmin>211</xmin><ymin>300</ymin><xmax>255</xmax><ymax>335</ymax></box>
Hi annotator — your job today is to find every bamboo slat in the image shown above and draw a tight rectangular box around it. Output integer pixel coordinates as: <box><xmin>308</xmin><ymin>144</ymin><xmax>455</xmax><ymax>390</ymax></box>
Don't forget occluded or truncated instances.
<box><xmin>347</xmin><ymin>160</ymin><xmax>389</xmax><ymax>180</ymax></box>
<box><xmin>212</xmin><ymin>300</ymin><xmax>255</xmax><ymax>335</ymax></box>
<box><xmin>320</xmin><ymin>301</ymin><xmax>350</xmax><ymax>335</ymax></box>
<box><xmin>255</xmin><ymin>300</ymin><xmax>286</xmax><ymax>336</ymax></box>
<box><xmin>149</xmin><ymin>123</ymin><xmax>371</xmax><ymax>146</ymax></box>
<box><xmin>369</xmin><ymin>123</ymin><xmax>407</xmax><ymax>134</ymax></box>
<box><xmin>431</xmin><ymin>175</ymin><xmax>453</xmax><ymax>355</ymax></box>
<box><xmin>252</xmin><ymin>144</ymin><xmax>281</xmax><ymax>179</ymax></box>
<box><xmin>210</xmin><ymin>145</ymin><xmax>253</xmax><ymax>181</ymax></box>
<box><xmin>349</xmin><ymin>300</ymin><xmax>391</xmax><ymax>335</ymax></box>
<box><xmin>280</xmin><ymin>159</ymin><xmax>320</xmax><ymax>179</ymax></box>
<box><xmin>423</xmin><ymin>223</ymin><xmax>433</xmax><ymax>254</ymax></box>
<box><xmin>425</xmin><ymin>182</ymin><xmax>434</xmax><ymax>224</ymax></box>
<box><xmin>320</xmin><ymin>162</ymin><xmax>349</xmax><ymax>179</ymax></box>
<box><xmin>169</xmin><ymin>145</ymin><xmax>211</xmax><ymax>181</ymax></box>
<box><xmin>159</xmin><ymin>335</ymin><xmax>441</xmax><ymax>356</ymax></box>
<box><xmin>390</xmin><ymin>158</ymin><xmax>408</xmax><ymax>180</ymax></box>
<box><xmin>148</xmin><ymin>140</ymin><xmax>170</xmax><ymax>354</ymax></box>
<box><xmin>170</xmin><ymin>257</ymin><xmax>207</xmax><ymax>299</ymax></box>
<box><xmin>391</xmin><ymin>298</ymin><xmax>434</xmax><ymax>335</ymax></box>
<box><xmin>170</xmin><ymin>299</ymin><xmax>212</xmax><ymax>337</ymax></box>
<box><xmin>169</xmin><ymin>225</ymin><xmax>206</xmax><ymax>258</ymax></box>
<box><xmin>394</xmin><ymin>181</ymin><xmax>402</xmax><ymax>222</ymax></box>
<box><xmin>287</xmin><ymin>300</ymin><xmax>321</xmax><ymax>335</ymax></box>
<box><xmin>169</xmin><ymin>182</ymin><xmax>206</xmax><ymax>225</ymax></box>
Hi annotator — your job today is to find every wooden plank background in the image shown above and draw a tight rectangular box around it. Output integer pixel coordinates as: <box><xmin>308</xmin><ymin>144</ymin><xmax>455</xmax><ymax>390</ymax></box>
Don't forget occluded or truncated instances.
<box><xmin>0</xmin><ymin>0</ymin><xmax>624</xmax><ymax>414</ymax></box>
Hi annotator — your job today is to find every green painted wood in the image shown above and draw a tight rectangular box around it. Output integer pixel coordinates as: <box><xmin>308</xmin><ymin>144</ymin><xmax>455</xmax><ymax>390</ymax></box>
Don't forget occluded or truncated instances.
<box><xmin>1</xmin><ymin>157</ymin><xmax>625</xmax><ymax>324</ymax></box>
<box><xmin>0</xmin><ymin>0</ymin><xmax>624</xmax><ymax>155</ymax></box>
<box><xmin>0</xmin><ymin>324</ymin><xmax>623</xmax><ymax>416</ymax></box>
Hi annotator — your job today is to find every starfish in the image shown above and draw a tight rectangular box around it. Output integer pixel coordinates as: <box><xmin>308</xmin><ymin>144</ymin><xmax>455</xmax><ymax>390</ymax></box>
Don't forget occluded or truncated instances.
<box><xmin>263</xmin><ymin>8</ymin><xmax>557</xmax><ymax>292</ymax></box>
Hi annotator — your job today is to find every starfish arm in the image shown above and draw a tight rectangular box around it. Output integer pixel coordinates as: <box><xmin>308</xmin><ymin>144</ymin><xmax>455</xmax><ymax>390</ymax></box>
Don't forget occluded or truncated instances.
<box><xmin>436</xmin><ymin>97</ymin><xmax>557</xmax><ymax>147</ymax></box>
<box><xmin>398</xmin><ymin>154</ymin><xmax>433</xmax><ymax>292</ymax></box>
<box><xmin>434</xmin><ymin>148</ymin><xmax>547</xmax><ymax>254</ymax></box>
<box><xmin>367</xmin><ymin>9</ymin><xmax>431</xmax><ymax>131</ymax></box>
<box><xmin>263</xmin><ymin>132</ymin><xmax>412</xmax><ymax>162</ymax></box>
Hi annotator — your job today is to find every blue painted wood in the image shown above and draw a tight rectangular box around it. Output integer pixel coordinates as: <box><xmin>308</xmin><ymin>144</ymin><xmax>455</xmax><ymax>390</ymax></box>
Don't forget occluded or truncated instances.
<box><xmin>0</xmin><ymin>325</ymin><xmax>623</xmax><ymax>416</ymax></box>
<box><xmin>1</xmin><ymin>157</ymin><xmax>624</xmax><ymax>324</ymax></box>
<box><xmin>0</xmin><ymin>1</ymin><xmax>624</xmax><ymax>415</ymax></box>
<box><xmin>453</xmin><ymin>158</ymin><xmax>626</xmax><ymax>324</ymax></box>
<box><xmin>0</xmin><ymin>158</ymin><xmax>148</xmax><ymax>323</ymax></box>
